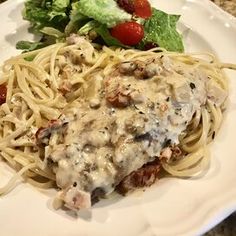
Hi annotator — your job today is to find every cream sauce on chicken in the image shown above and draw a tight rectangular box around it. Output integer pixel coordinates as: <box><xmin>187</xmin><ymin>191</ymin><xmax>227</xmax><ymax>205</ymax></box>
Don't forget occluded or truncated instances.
<box><xmin>38</xmin><ymin>47</ymin><xmax>226</xmax><ymax>210</ymax></box>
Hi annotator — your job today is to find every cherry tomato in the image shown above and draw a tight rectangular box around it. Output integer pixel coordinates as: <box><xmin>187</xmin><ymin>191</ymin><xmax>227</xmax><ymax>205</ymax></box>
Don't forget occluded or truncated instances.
<box><xmin>111</xmin><ymin>22</ymin><xmax>144</xmax><ymax>46</ymax></box>
<box><xmin>134</xmin><ymin>0</ymin><xmax>152</xmax><ymax>19</ymax></box>
<box><xmin>0</xmin><ymin>84</ymin><xmax>7</xmax><ymax>105</ymax></box>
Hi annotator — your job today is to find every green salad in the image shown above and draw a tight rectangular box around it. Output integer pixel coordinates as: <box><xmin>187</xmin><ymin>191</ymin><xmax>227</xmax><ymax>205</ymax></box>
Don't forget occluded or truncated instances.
<box><xmin>17</xmin><ymin>0</ymin><xmax>184</xmax><ymax>52</ymax></box>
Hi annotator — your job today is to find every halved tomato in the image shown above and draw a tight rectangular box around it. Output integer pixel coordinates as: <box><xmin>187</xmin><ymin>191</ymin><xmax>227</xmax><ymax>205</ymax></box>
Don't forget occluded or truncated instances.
<box><xmin>111</xmin><ymin>21</ymin><xmax>144</xmax><ymax>46</ymax></box>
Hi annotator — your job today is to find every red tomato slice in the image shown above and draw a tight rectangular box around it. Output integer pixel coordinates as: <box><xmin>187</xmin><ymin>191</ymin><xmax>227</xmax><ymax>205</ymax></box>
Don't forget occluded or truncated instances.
<box><xmin>111</xmin><ymin>22</ymin><xmax>144</xmax><ymax>46</ymax></box>
<box><xmin>134</xmin><ymin>0</ymin><xmax>152</xmax><ymax>19</ymax></box>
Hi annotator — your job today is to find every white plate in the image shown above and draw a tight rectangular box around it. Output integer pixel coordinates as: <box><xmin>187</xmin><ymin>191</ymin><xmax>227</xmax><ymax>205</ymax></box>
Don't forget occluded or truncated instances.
<box><xmin>0</xmin><ymin>0</ymin><xmax>236</xmax><ymax>235</ymax></box>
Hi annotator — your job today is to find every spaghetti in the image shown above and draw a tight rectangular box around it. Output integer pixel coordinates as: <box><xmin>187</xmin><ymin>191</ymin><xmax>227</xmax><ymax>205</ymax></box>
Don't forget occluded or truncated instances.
<box><xmin>0</xmin><ymin>36</ymin><xmax>234</xmax><ymax>209</ymax></box>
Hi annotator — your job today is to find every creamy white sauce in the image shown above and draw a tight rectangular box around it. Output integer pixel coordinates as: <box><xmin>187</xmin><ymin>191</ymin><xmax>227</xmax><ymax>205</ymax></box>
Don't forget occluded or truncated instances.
<box><xmin>41</xmin><ymin>55</ymin><xmax>215</xmax><ymax>210</ymax></box>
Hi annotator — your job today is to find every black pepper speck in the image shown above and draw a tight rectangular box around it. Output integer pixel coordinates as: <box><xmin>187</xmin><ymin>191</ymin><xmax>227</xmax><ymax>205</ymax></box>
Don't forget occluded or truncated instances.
<box><xmin>190</xmin><ymin>82</ymin><xmax>196</xmax><ymax>89</ymax></box>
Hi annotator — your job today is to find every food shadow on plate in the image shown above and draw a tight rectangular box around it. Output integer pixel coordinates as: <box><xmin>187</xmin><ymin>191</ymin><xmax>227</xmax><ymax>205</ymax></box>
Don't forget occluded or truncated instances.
<box><xmin>86</xmin><ymin>178</ymin><xmax>176</xmax><ymax>223</ymax></box>
<box><xmin>53</xmin><ymin>180</ymin><xmax>174</xmax><ymax>222</ymax></box>
<box><xmin>4</xmin><ymin>24</ymin><xmax>37</xmax><ymax>47</ymax></box>
<box><xmin>42</xmin><ymin>162</ymin><xmax>220</xmax><ymax>223</ymax></box>
<box><xmin>4</xmin><ymin>1</ymin><xmax>38</xmax><ymax>47</ymax></box>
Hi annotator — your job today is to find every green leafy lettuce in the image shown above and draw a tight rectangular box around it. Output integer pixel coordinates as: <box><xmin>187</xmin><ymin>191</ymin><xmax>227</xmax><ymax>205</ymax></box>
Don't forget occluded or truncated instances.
<box><xmin>75</xmin><ymin>0</ymin><xmax>131</xmax><ymax>28</ymax></box>
<box><xmin>16</xmin><ymin>41</ymin><xmax>44</xmax><ymax>52</ymax></box>
<box><xmin>139</xmin><ymin>8</ymin><xmax>184</xmax><ymax>52</ymax></box>
<box><xmin>23</xmin><ymin>0</ymin><xmax>71</xmax><ymax>33</ymax></box>
<box><xmin>19</xmin><ymin>0</ymin><xmax>184</xmax><ymax>53</ymax></box>
<box><xmin>64</xmin><ymin>2</ymin><xmax>90</xmax><ymax>35</ymax></box>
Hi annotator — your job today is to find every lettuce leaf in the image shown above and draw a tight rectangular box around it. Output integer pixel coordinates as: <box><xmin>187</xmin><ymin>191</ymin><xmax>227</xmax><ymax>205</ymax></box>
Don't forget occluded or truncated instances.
<box><xmin>16</xmin><ymin>41</ymin><xmax>45</xmax><ymax>52</ymax></box>
<box><xmin>64</xmin><ymin>2</ymin><xmax>90</xmax><ymax>35</ymax></box>
<box><xmin>139</xmin><ymin>8</ymin><xmax>184</xmax><ymax>52</ymax></box>
<box><xmin>76</xmin><ymin>0</ymin><xmax>131</xmax><ymax>28</ymax></box>
<box><xmin>51</xmin><ymin>0</ymin><xmax>70</xmax><ymax>12</ymax></box>
<box><xmin>20</xmin><ymin>1</ymin><xmax>185</xmax><ymax>53</ymax></box>
<box><xmin>40</xmin><ymin>27</ymin><xmax>65</xmax><ymax>38</ymax></box>
<box><xmin>49</xmin><ymin>0</ymin><xmax>70</xmax><ymax>20</ymax></box>
<box><xmin>78</xmin><ymin>20</ymin><xmax>99</xmax><ymax>35</ymax></box>
<box><xmin>23</xmin><ymin>0</ymin><xmax>71</xmax><ymax>33</ymax></box>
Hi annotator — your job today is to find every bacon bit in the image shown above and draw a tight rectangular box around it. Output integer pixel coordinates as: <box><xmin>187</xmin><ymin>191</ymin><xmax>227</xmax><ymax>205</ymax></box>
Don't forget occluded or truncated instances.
<box><xmin>133</xmin><ymin>60</ymin><xmax>148</xmax><ymax>79</ymax></box>
<box><xmin>104</xmin><ymin>77</ymin><xmax>131</xmax><ymax>108</ymax></box>
<box><xmin>0</xmin><ymin>84</ymin><xmax>7</xmax><ymax>105</ymax></box>
<box><xmin>59</xmin><ymin>81</ymin><xmax>72</xmax><ymax>95</ymax></box>
<box><xmin>132</xmin><ymin>60</ymin><xmax>158</xmax><ymax>79</ymax></box>
<box><xmin>170</xmin><ymin>146</ymin><xmax>182</xmax><ymax>159</ymax></box>
<box><xmin>61</xmin><ymin>188</ymin><xmax>91</xmax><ymax>210</ymax></box>
<box><xmin>160</xmin><ymin>103</ymin><xmax>168</xmax><ymax>112</ymax></box>
<box><xmin>49</xmin><ymin>119</ymin><xmax>61</xmax><ymax>126</ymax></box>
<box><xmin>107</xmin><ymin>93</ymin><xmax>131</xmax><ymax>107</ymax></box>
<box><xmin>116</xmin><ymin>159</ymin><xmax>161</xmax><ymax>195</ymax></box>
<box><xmin>160</xmin><ymin>147</ymin><xmax>172</xmax><ymax>161</ymax></box>
<box><xmin>35</xmin><ymin>127</ymin><xmax>45</xmax><ymax>141</ymax></box>
<box><xmin>35</xmin><ymin>119</ymin><xmax>64</xmax><ymax>145</ymax></box>
<box><xmin>118</xmin><ymin>60</ymin><xmax>161</xmax><ymax>80</ymax></box>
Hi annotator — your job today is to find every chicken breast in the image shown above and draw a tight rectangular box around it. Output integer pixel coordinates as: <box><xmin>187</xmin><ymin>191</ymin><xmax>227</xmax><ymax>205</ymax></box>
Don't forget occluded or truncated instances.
<box><xmin>36</xmin><ymin>55</ymin><xmax>211</xmax><ymax>211</ymax></box>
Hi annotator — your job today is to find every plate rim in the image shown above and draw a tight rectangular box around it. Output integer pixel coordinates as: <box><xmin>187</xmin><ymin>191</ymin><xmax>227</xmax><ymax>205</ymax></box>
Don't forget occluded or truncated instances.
<box><xmin>0</xmin><ymin>0</ymin><xmax>236</xmax><ymax>236</ymax></box>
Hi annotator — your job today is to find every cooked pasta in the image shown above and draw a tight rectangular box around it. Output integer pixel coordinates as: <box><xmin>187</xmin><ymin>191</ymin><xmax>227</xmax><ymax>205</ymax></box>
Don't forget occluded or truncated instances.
<box><xmin>0</xmin><ymin>35</ymin><xmax>234</xmax><ymax>210</ymax></box>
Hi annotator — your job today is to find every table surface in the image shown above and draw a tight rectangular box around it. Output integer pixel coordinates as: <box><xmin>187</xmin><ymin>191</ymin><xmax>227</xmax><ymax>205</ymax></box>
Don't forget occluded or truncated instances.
<box><xmin>0</xmin><ymin>0</ymin><xmax>236</xmax><ymax>235</ymax></box>
<box><xmin>211</xmin><ymin>0</ymin><xmax>236</xmax><ymax>16</ymax></box>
